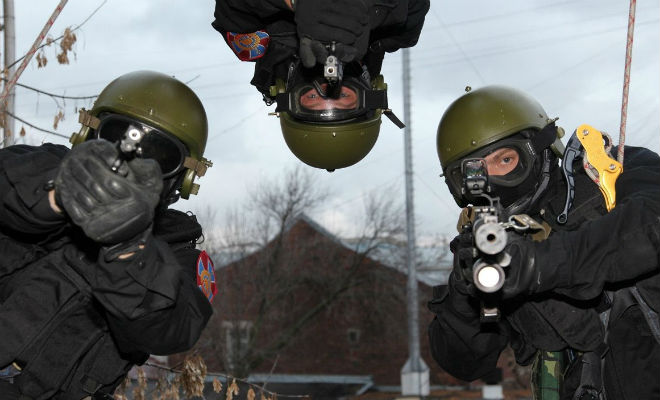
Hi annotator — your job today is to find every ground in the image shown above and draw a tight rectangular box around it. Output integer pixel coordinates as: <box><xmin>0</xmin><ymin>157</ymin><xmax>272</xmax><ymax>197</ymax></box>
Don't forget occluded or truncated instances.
<box><xmin>351</xmin><ymin>388</ymin><xmax>533</xmax><ymax>400</ymax></box>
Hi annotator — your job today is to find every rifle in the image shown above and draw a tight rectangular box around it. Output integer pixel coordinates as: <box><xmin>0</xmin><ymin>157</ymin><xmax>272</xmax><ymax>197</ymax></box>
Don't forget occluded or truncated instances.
<box><xmin>110</xmin><ymin>124</ymin><xmax>145</xmax><ymax>175</ymax></box>
<box><xmin>323</xmin><ymin>42</ymin><xmax>343</xmax><ymax>99</ymax></box>
<box><xmin>458</xmin><ymin>158</ymin><xmax>542</xmax><ymax>322</ymax></box>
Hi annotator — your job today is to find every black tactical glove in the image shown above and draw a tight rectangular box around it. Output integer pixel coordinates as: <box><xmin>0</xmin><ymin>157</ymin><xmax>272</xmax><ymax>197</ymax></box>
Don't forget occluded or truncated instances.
<box><xmin>450</xmin><ymin>228</ymin><xmax>478</xmax><ymax>285</ymax></box>
<box><xmin>452</xmin><ymin>228</ymin><xmax>547</xmax><ymax>300</ymax></box>
<box><xmin>430</xmin><ymin>232</ymin><xmax>479</xmax><ymax>318</ymax></box>
<box><xmin>500</xmin><ymin>233</ymin><xmax>545</xmax><ymax>299</ymax></box>
<box><xmin>54</xmin><ymin>140</ymin><xmax>163</xmax><ymax>244</ymax></box>
<box><xmin>428</xmin><ymin>272</ymin><xmax>482</xmax><ymax>325</ymax></box>
<box><xmin>294</xmin><ymin>0</ymin><xmax>369</xmax><ymax>67</ymax></box>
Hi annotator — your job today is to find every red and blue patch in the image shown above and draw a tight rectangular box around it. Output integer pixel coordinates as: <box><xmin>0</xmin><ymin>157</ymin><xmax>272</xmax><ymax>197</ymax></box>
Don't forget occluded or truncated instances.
<box><xmin>196</xmin><ymin>250</ymin><xmax>217</xmax><ymax>303</ymax></box>
<box><xmin>226</xmin><ymin>31</ymin><xmax>270</xmax><ymax>61</ymax></box>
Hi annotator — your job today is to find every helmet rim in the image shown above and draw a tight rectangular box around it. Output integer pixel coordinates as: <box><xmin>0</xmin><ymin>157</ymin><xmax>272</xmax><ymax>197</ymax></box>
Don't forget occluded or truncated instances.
<box><xmin>436</xmin><ymin>85</ymin><xmax>549</xmax><ymax>170</ymax></box>
<box><xmin>280</xmin><ymin>110</ymin><xmax>381</xmax><ymax>170</ymax></box>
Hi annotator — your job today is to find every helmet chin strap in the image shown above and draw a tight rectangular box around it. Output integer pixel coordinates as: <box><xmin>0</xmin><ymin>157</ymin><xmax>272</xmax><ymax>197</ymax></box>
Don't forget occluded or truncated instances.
<box><xmin>502</xmin><ymin>148</ymin><xmax>553</xmax><ymax>218</ymax></box>
<box><xmin>159</xmin><ymin>173</ymin><xmax>185</xmax><ymax>207</ymax></box>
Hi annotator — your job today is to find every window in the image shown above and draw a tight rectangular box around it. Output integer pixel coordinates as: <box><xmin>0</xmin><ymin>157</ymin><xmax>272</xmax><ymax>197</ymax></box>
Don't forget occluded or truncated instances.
<box><xmin>347</xmin><ymin>328</ymin><xmax>361</xmax><ymax>345</ymax></box>
<box><xmin>222</xmin><ymin>320</ymin><xmax>253</xmax><ymax>370</ymax></box>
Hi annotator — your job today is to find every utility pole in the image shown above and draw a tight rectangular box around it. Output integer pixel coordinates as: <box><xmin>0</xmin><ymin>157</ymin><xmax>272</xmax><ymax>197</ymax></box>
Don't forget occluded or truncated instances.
<box><xmin>3</xmin><ymin>0</ymin><xmax>16</xmax><ymax>147</ymax></box>
<box><xmin>400</xmin><ymin>47</ymin><xmax>430</xmax><ymax>398</ymax></box>
<box><xmin>0</xmin><ymin>0</ymin><xmax>68</xmax><ymax>148</ymax></box>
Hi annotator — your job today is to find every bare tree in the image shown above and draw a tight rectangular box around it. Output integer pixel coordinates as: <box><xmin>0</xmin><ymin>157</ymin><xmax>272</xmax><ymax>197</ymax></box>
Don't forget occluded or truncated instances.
<box><xmin>1</xmin><ymin>2</ymin><xmax>106</xmax><ymax>146</ymax></box>
<box><xmin>194</xmin><ymin>166</ymin><xmax>407</xmax><ymax>378</ymax></box>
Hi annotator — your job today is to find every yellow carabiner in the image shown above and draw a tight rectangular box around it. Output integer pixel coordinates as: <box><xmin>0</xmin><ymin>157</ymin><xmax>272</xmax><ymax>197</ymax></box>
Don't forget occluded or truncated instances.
<box><xmin>576</xmin><ymin>124</ymin><xmax>623</xmax><ymax>211</ymax></box>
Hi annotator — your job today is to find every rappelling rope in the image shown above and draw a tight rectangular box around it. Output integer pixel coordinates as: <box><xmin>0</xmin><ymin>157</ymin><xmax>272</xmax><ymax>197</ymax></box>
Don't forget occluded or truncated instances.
<box><xmin>582</xmin><ymin>0</ymin><xmax>636</xmax><ymax>187</ymax></box>
<box><xmin>617</xmin><ymin>0</ymin><xmax>637</xmax><ymax>165</ymax></box>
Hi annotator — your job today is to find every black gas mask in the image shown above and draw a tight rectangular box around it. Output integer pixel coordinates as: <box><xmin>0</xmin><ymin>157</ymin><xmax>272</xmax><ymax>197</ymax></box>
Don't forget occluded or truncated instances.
<box><xmin>274</xmin><ymin>60</ymin><xmax>404</xmax><ymax>128</ymax></box>
<box><xmin>90</xmin><ymin>113</ymin><xmax>190</xmax><ymax>205</ymax></box>
<box><xmin>446</xmin><ymin>123</ymin><xmax>559</xmax><ymax>215</ymax></box>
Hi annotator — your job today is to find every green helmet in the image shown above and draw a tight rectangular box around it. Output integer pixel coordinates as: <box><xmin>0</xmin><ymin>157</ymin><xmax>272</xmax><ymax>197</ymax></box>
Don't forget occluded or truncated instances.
<box><xmin>271</xmin><ymin>72</ymin><xmax>392</xmax><ymax>172</ymax></box>
<box><xmin>437</xmin><ymin>85</ymin><xmax>550</xmax><ymax>169</ymax></box>
<box><xmin>279</xmin><ymin>110</ymin><xmax>381</xmax><ymax>171</ymax></box>
<box><xmin>436</xmin><ymin>85</ymin><xmax>565</xmax><ymax>207</ymax></box>
<box><xmin>71</xmin><ymin>70</ymin><xmax>212</xmax><ymax>199</ymax></box>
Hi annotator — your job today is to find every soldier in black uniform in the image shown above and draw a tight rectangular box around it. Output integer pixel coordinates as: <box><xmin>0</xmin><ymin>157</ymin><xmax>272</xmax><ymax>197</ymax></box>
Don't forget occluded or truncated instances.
<box><xmin>428</xmin><ymin>85</ymin><xmax>660</xmax><ymax>399</ymax></box>
<box><xmin>211</xmin><ymin>0</ymin><xmax>430</xmax><ymax>171</ymax></box>
<box><xmin>0</xmin><ymin>71</ymin><xmax>216</xmax><ymax>399</ymax></box>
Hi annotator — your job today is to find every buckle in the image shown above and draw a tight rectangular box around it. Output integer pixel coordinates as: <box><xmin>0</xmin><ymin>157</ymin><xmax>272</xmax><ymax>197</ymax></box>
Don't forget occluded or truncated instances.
<box><xmin>183</xmin><ymin>157</ymin><xmax>213</xmax><ymax>177</ymax></box>
<box><xmin>78</xmin><ymin>109</ymin><xmax>101</xmax><ymax>130</ymax></box>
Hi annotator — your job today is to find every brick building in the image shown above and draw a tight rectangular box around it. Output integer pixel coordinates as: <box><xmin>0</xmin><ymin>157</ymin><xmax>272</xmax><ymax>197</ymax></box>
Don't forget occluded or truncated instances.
<box><xmin>170</xmin><ymin>214</ymin><xmax>527</xmax><ymax>397</ymax></box>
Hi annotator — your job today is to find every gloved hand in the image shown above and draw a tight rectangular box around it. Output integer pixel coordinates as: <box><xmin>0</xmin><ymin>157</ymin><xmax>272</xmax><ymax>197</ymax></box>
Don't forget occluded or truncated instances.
<box><xmin>450</xmin><ymin>228</ymin><xmax>478</xmax><ymax>284</ymax></box>
<box><xmin>438</xmin><ymin>270</ymin><xmax>480</xmax><ymax>319</ymax></box>
<box><xmin>500</xmin><ymin>233</ymin><xmax>544</xmax><ymax>299</ymax></box>
<box><xmin>430</xmin><ymin>231</ymin><xmax>479</xmax><ymax>318</ymax></box>
<box><xmin>54</xmin><ymin>139</ymin><xmax>163</xmax><ymax>244</ymax></box>
<box><xmin>294</xmin><ymin>0</ymin><xmax>369</xmax><ymax>67</ymax></box>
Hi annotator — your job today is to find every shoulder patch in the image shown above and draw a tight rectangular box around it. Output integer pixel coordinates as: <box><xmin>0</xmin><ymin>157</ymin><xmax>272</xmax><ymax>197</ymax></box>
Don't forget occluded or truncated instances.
<box><xmin>226</xmin><ymin>31</ymin><xmax>270</xmax><ymax>61</ymax></box>
<box><xmin>196</xmin><ymin>250</ymin><xmax>217</xmax><ymax>303</ymax></box>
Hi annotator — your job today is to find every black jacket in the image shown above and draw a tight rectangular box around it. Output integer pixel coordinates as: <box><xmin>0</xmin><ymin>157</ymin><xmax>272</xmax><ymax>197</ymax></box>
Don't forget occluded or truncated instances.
<box><xmin>428</xmin><ymin>146</ymin><xmax>660</xmax><ymax>399</ymax></box>
<box><xmin>211</xmin><ymin>0</ymin><xmax>430</xmax><ymax>96</ymax></box>
<box><xmin>0</xmin><ymin>144</ymin><xmax>213</xmax><ymax>399</ymax></box>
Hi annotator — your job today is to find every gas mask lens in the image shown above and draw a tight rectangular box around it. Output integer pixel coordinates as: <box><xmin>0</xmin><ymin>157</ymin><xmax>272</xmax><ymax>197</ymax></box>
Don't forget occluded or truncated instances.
<box><xmin>289</xmin><ymin>79</ymin><xmax>367</xmax><ymax>122</ymax></box>
<box><xmin>483</xmin><ymin>147</ymin><xmax>520</xmax><ymax>177</ymax></box>
<box><xmin>445</xmin><ymin>141</ymin><xmax>533</xmax><ymax>206</ymax></box>
<box><xmin>298</xmin><ymin>84</ymin><xmax>359</xmax><ymax>111</ymax></box>
<box><xmin>93</xmin><ymin>114</ymin><xmax>188</xmax><ymax>177</ymax></box>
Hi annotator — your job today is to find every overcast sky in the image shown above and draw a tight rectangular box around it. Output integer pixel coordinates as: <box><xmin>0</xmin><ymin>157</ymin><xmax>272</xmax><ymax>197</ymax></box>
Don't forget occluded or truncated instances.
<box><xmin>10</xmin><ymin>0</ymin><xmax>660</xmax><ymax>242</ymax></box>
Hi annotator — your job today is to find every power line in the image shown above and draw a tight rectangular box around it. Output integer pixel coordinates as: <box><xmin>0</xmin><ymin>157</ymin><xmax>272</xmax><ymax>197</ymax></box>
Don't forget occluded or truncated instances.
<box><xmin>6</xmin><ymin>110</ymin><xmax>69</xmax><ymax>139</ymax></box>
<box><xmin>1</xmin><ymin>78</ymin><xmax>98</xmax><ymax>100</ymax></box>
<box><xmin>425</xmin><ymin>0</ymin><xmax>579</xmax><ymax>31</ymax></box>
<box><xmin>413</xmin><ymin>171</ymin><xmax>454</xmax><ymax>210</ymax></box>
<box><xmin>207</xmin><ymin>108</ymin><xmax>263</xmax><ymax>141</ymax></box>
<box><xmin>322</xmin><ymin>173</ymin><xmax>404</xmax><ymax>211</ymax></box>
<box><xmin>431</xmin><ymin>8</ymin><xmax>486</xmax><ymax>85</ymax></box>
<box><xmin>6</xmin><ymin>0</ymin><xmax>108</xmax><ymax>70</ymax></box>
<box><xmin>403</xmin><ymin>17</ymin><xmax>659</xmax><ymax>72</ymax></box>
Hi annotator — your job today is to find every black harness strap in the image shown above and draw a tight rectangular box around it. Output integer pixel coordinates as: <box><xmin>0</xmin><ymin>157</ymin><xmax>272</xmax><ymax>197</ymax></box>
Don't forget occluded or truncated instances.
<box><xmin>573</xmin><ymin>286</ymin><xmax>660</xmax><ymax>399</ymax></box>
<box><xmin>629</xmin><ymin>287</ymin><xmax>660</xmax><ymax>344</ymax></box>
<box><xmin>0</xmin><ymin>380</ymin><xmax>25</xmax><ymax>400</ymax></box>
<box><xmin>572</xmin><ymin>345</ymin><xmax>608</xmax><ymax>400</ymax></box>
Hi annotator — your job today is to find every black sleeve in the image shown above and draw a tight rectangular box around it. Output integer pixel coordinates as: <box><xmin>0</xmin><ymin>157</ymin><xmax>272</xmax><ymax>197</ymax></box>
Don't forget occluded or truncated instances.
<box><xmin>90</xmin><ymin>237</ymin><xmax>213</xmax><ymax>355</ymax></box>
<box><xmin>212</xmin><ymin>0</ymin><xmax>291</xmax><ymax>34</ymax></box>
<box><xmin>370</xmin><ymin>0</ymin><xmax>430</xmax><ymax>53</ymax></box>
<box><xmin>535</xmin><ymin>146</ymin><xmax>660</xmax><ymax>300</ymax></box>
<box><xmin>0</xmin><ymin>144</ymin><xmax>68</xmax><ymax>239</ymax></box>
<box><xmin>427</xmin><ymin>283</ymin><xmax>509</xmax><ymax>381</ymax></box>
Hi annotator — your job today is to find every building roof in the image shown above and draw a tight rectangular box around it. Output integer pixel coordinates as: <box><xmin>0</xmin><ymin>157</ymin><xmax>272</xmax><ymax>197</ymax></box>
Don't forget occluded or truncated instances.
<box><xmin>211</xmin><ymin>213</ymin><xmax>452</xmax><ymax>286</ymax></box>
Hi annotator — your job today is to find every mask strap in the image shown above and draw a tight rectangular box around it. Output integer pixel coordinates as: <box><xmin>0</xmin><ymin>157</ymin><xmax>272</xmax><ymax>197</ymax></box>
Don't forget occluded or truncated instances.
<box><xmin>531</xmin><ymin>122</ymin><xmax>559</xmax><ymax>154</ymax></box>
<box><xmin>285</xmin><ymin>59</ymin><xmax>301</xmax><ymax>91</ymax></box>
<box><xmin>364</xmin><ymin>90</ymin><xmax>405</xmax><ymax>128</ymax></box>
<box><xmin>528</xmin><ymin>148</ymin><xmax>553</xmax><ymax>206</ymax></box>
<box><xmin>384</xmin><ymin>110</ymin><xmax>406</xmax><ymax>129</ymax></box>
<box><xmin>274</xmin><ymin>93</ymin><xmax>291</xmax><ymax>113</ymax></box>
<box><xmin>364</xmin><ymin>90</ymin><xmax>387</xmax><ymax>109</ymax></box>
